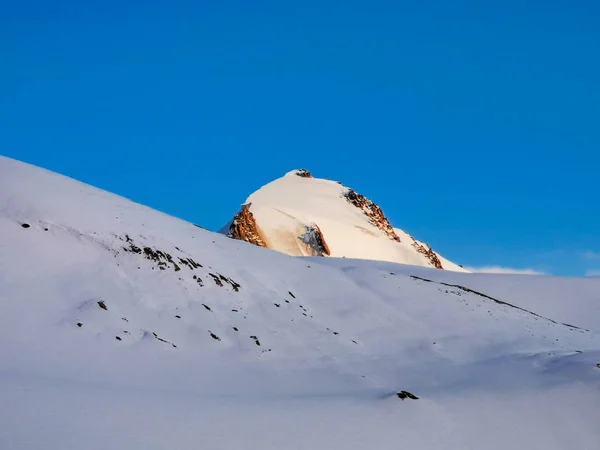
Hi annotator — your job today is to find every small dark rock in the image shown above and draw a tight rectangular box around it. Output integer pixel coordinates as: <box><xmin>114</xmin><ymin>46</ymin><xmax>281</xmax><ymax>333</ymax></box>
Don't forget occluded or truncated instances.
<box><xmin>97</xmin><ymin>301</ymin><xmax>108</xmax><ymax>310</ymax></box>
<box><xmin>202</xmin><ymin>304</ymin><xmax>212</xmax><ymax>311</ymax></box>
<box><xmin>274</xmin><ymin>303</ymin><xmax>280</xmax><ymax>307</ymax></box>
<box><xmin>288</xmin><ymin>291</ymin><xmax>296</xmax><ymax>298</ymax></box>
<box><xmin>233</xmin><ymin>327</ymin><xmax>239</xmax><ymax>331</ymax></box>
<box><xmin>396</xmin><ymin>391</ymin><xmax>419</xmax><ymax>400</ymax></box>
<box><xmin>115</xmin><ymin>336</ymin><xmax>122</xmax><ymax>341</ymax></box>
<box><xmin>175</xmin><ymin>315</ymin><xmax>181</xmax><ymax>319</ymax></box>
<box><xmin>77</xmin><ymin>322</ymin><xmax>83</xmax><ymax>327</ymax></box>
<box><xmin>209</xmin><ymin>331</ymin><xmax>221</xmax><ymax>341</ymax></box>
<box><xmin>21</xmin><ymin>223</ymin><xmax>30</xmax><ymax>228</ymax></box>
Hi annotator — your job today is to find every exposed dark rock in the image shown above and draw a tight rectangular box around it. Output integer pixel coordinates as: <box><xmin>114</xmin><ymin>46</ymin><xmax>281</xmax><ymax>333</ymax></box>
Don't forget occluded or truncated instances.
<box><xmin>295</xmin><ymin>169</ymin><xmax>313</xmax><ymax>178</ymax></box>
<box><xmin>226</xmin><ymin>204</ymin><xmax>267</xmax><ymax>247</ymax></box>
<box><xmin>396</xmin><ymin>391</ymin><xmax>419</xmax><ymax>400</ymax></box>
<box><xmin>299</xmin><ymin>224</ymin><xmax>330</xmax><ymax>256</ymax></box>
<box><xmin>115</xmin><ymin>336</ymin><xmax>122</xmax><ymax>341</ymax></box>
<box><xmin>152</xmin><ymin>331</ymin><xmax>176</xmax><ymax>348</ymax></box>
<box><xmin>209</xmin><ymin>331</ymin><xmax>221</xmax><ymax>341</ymax></box>
<box><xmin>202</xmin><ymin>304</ymin><xmax>212</xmax><ymax>311</ymax></box>
<box><xmin>97</xmin><ymin>301</ymin><xmax>108</xmax><ymax>310</ymax></box>
<box><xmin>77</xmin><ymin>322</ymin><xmax>83</xmax><ymax>327</ymax></box>
<box><xmin>343</xmin><ymin>189</ymin><xmax>401</xmax><ymax>243</ymax></box>
<box><xmin>288</xmin><ymin>291</ymin><xmax>296</xmax><ymax>298</ymax></box>
<box><xmin>21</xmin><ymin>223</ymin><xmax>30</xmax><ymax>228</ymax></box>
<box><xmin>208</xmin><ymin>273</ymin><xmax>223</xmax><ymax>287</ymax></box>
<box><xmin>411</xmin><ymin>241</ymin><xmax>443</xmax><ymax>269</ymax></box>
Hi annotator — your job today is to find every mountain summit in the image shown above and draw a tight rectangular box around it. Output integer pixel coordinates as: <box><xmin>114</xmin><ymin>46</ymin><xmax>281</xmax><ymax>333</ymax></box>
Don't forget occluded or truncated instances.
<box><xmin>221</xmin><ymin>169</ymin><xmax>466</xmax><ymax>271</ymax></box>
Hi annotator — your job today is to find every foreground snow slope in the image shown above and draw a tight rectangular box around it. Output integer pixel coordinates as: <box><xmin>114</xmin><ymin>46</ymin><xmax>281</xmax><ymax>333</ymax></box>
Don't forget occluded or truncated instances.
<box><xmin>222</xmin><ymin>169</ymin><xmax>467</xmax><ymax>272</ymax></box>
<box><xmin>1</xmin><ymin>155</ymin><xmax>599</xmax><ymax>450</ymax></box>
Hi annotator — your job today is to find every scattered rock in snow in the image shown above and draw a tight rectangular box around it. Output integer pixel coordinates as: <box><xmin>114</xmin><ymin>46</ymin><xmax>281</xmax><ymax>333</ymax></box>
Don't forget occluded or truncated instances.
<box><xmin>21</xmin><ymin>223</ymin><xmax>30</xmax><ymax>228</ymax></box>
<box><xmin>97</xmin><ymin>301</ymin><xmax>108</xmax><ymax>311</ymax></box>
<box><xmin>209</xmin><ymin>331</ymin><xmax>221</xmax><ymax>341</ymax></box>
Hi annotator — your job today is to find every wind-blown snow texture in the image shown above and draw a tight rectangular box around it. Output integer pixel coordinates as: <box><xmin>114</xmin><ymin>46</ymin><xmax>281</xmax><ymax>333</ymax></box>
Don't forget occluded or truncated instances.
<box><xmin>1</xmin><ymin>155</ymin><xmax>599</xmax><ymax>450</ymax></box>
<box><xmin>222</xmin><ymin>169</ymin><xmax>467</xmax><ymax>271</ymax></box>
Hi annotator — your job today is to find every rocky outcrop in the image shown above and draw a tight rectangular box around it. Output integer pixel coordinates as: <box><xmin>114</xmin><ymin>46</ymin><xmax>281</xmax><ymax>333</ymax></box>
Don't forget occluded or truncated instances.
<box><xmin>343</xmin><ymin>189</ymin><xmax>401</xmax><ymax>243</ymax></box>
<box><xmin>412</xmin><ymin>241</ymin><xmax>443</xmax><ymax>269</ymax></box>
<box><xmin>295</xmin><ymin>169</ymin><xmax>313</xmax><ymax>178</ymax></box>
<box><xmin>299</xmin><ymin>224</ymin><xmax>330</xmax><ymax>256</ymax></box>
<box><xmin>226</xmin><ymin>204</ymin><xmax>267</xmax><ymax>248</ymax></box>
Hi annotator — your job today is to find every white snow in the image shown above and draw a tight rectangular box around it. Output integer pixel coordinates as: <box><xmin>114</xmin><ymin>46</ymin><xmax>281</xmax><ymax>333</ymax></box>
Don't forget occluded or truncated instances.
<box><xmin>230</xmin><ymin>169</ymin><xmax>469</xmax><ymax>271</ymax></box>
<box><xmin>1</xmin><ymin>155</ymin><xmax>599</xmax><ymax>450</ymax></box>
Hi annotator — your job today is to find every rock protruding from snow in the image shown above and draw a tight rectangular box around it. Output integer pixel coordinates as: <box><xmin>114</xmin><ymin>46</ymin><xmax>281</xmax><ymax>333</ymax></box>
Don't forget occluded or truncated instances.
<box><xmin>412</xmin><ymin>241</ymin><xmax>443</xmax><ymax>269</ymax></box>
<box><xmin>222</xmin><ymin>169</ymin><xmax>468</xmax><ymax>271</ymax></box>
<box><xmin>299</xmin><ymin>224</ymin><xmax>330</xmax><ymax>256</ymax></box>
<box><xmin>295</xmin><ymin>169</ymin><xmax>313</xmax><ymax>178</ymax></box>
<box><xmin>226</xmin><ymin>204</ymin><xmax>266</xmax><ymax>248</ymax></box>
<box><xmin>343</xmin><ymin>188</ymin><xmax>401</xmax><ymax>243</ymax></box>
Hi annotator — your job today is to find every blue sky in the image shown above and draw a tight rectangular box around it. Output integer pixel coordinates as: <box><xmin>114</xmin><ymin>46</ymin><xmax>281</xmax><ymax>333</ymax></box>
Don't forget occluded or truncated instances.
<box><xmin>2</xmin><ymin>1</ymin><xmax>599</xmax><ymax>276</ymax></box>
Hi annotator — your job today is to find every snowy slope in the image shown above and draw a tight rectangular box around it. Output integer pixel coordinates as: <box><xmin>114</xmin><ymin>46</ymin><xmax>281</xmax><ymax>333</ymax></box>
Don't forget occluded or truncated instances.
<box><xmin>1</xmin><ymin>155</ymin><xmax>600</xmax><ymax>450</ymax></box>
<box><xmin>221</xmin><ymin>169</ymin><xmax>468</xmax><ymax>271</ymax></box>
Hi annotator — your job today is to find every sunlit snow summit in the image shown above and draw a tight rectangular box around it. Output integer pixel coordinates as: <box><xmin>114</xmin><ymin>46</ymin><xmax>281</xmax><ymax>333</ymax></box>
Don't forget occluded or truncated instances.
<box><xmin>221</xmin><ymin>169</ymin><xmax>466</xmax><ymax>271</ymax></box>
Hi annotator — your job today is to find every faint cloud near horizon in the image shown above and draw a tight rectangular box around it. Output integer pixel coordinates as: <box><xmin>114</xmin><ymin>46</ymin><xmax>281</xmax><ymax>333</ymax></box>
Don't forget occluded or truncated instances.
<box><xmin>582</xmin><ymin>251</ymin><xmax>600</xmax><ymax>260</ymax></box>
<box><xmin>465</xmin><ymin>266</ymin><xmax>546</xmax><ymax>275</ymax></box>
<box><xmin>584</xmin><ymin>269</ymin><xmax>600</xmax><ymax>277</ymax></box>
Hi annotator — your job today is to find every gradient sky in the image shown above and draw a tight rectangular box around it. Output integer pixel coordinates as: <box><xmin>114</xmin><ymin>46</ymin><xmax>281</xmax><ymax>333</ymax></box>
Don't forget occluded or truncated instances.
<box><xmin>2</xmin><ymin>0</ymin><xmax>599</xmax><ymax>276</ymax></box>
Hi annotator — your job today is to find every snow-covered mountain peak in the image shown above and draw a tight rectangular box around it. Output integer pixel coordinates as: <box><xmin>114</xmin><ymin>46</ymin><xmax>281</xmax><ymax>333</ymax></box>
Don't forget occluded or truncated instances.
<box><xmin>223</xmin><ymin>169</ymin><xmax>467</xmax><ymax>271</ymax></box>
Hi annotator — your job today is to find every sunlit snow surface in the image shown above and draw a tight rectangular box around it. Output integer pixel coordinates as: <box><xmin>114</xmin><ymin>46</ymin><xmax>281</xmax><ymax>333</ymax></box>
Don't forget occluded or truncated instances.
<box><xmin>1</xmin><ymin>155</ymin><xmax>599</xmax><ymax>450</ymax></box>
<box><xmin>231</xmin><ymin>169</ymin><xmax>467</xmax><ymax>271</ymax></box>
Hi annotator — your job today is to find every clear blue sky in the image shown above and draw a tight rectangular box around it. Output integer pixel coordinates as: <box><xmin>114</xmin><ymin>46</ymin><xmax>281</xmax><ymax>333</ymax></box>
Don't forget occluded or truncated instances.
<box><xmin>2</xmin><ymin>1</ymin><xmax>599</xmax><ymax>276</ymax></box>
